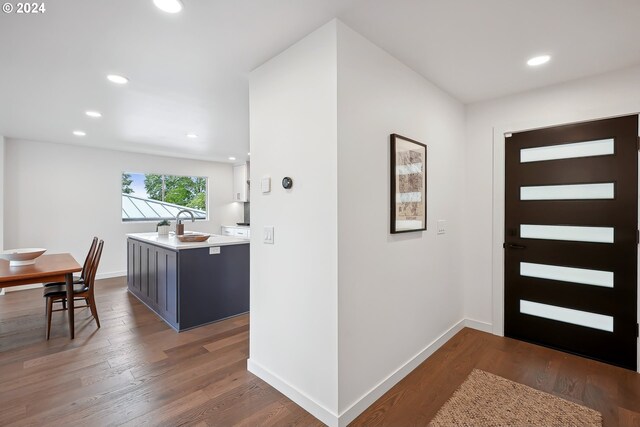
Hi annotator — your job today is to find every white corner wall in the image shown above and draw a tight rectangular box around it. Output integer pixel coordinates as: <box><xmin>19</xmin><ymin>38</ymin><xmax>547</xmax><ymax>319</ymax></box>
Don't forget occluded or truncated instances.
<box><xmin>336</xmin><ymin>22</ymin><xmax>466</xmax><ymax>420</ymax></box>
<box><xmin>249</xmin><ymin>19</ymin><xmax>467</xmax><ymax>427</ymax></box>
<box><xmin>4</xmin><ymin>139</ymin><xmax>242</xmax><ymax>278</ymax></box>
<box><xmin>463</xmin><ymin>64</ymin><xmax>640</xmax><ymax>333</ymax></box>
<box><xmin>248</xmin><ymin>20</ymin><xmax>339</xmax><ymax>424</ymax></box>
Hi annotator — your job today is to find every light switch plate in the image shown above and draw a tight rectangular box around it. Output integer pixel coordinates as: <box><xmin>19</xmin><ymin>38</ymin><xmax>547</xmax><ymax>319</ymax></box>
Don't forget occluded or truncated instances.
<box><xmin>261</xmin><ymin>177</ymin><xmax>271</xmax><ymax>193</ymax></box>
<box><xmin>437</xmin><ymin>220</ymin><xmax>447</xmax><ymax>235</ymax></box>
<box><xmin>209</xmin><ymin>247</ymin><xmax>221</xmax><ymax>255</ymax></box>
<box><xmin>264</xmin><ymin>226</ymin><xmax>274</xmax><ymax>244</ymax></box>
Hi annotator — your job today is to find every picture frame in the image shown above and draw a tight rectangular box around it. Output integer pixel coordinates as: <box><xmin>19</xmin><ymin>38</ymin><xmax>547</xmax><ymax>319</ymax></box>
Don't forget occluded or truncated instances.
<box><xmin>390</xmin><ymin>133</ymin><xmax>427</xmax><ymax>234</ymax></box>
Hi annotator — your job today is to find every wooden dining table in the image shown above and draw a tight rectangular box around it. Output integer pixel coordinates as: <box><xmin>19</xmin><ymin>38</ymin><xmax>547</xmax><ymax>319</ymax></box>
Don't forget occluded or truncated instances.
<box><xmin>0</xmin><ymin>253</ymin><xmax>82</xmax><ymax>339</ymax></box>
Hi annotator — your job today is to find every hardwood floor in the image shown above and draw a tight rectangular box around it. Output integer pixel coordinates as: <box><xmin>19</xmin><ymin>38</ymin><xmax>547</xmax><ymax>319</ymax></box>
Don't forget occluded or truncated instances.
<box><xmin>351</xmin><ymin>327</ymin><xmax>640</xmax><ymax>427</ymax></box>
<box><xmin>0</xmin><ymin>277</ymin><xmax>322</xmax><ymax>427</ymax></box>
<box><xmin>1</xmin><ymin>277</ymin><xmax>639</xmax><ymax>426</ymax></box>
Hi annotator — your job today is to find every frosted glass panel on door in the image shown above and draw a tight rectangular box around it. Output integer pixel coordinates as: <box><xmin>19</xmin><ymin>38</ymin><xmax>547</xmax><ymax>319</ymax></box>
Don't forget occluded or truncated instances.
<box><xmin>520</xmin><ymin>300</ymin><xmax>613</xmax><ymax>332</ymax></box>
<box><xmin>520</xmin><ymin>139</ymin><xmax>614</xmax><ymax>163</ymax></box>
<box><xmin>520</xmin><ymin>262</ymin><xmax>613</xmax><ymax>288</ymax></box>
<box><xmin>520</xmin><ymin>224</ymin><xmax>614</xmax><ymax>243</ymax></box>
<box><xmin>520</xmin><ymin>183</ymin><xmax>614</xmax><ymax>200</ymax></box>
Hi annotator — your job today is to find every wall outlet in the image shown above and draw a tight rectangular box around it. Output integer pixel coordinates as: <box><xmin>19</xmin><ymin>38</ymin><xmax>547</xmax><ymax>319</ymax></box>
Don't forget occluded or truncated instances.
<box><xmin>437</xmin><ymin>220</ymin><xmax>447</xmax><ymax>235</ymax></box>
<box><xmin>264</xmin><ymin>226</ymin><xmax>274</xmax><ymax>244</ymax></box>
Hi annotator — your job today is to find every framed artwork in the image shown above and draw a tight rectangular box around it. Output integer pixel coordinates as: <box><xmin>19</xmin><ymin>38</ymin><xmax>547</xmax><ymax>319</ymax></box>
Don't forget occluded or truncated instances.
<box><xmin>390</xmin><ymin>133</ymin><xmax>427</xmax><ymax>233</ymax></box>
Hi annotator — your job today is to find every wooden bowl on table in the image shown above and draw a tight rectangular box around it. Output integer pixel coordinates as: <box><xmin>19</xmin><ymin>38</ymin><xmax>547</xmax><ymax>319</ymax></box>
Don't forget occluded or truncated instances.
<box><xmin>176</xmin><ymin>233</ymin><xmax>210</xmax><ymax>243</ymax></box>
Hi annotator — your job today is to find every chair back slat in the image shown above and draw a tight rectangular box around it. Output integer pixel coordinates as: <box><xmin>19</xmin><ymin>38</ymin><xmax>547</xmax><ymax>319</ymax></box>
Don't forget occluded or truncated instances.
<box><xmin>85</xmin><ymin>240</ymin><xmax>104</xmax><ymax>296</ymax></box>
<box><xmin>81</xmin><ymin>237</ymin><xmax>99</xmax><ymax>280</ymax></box>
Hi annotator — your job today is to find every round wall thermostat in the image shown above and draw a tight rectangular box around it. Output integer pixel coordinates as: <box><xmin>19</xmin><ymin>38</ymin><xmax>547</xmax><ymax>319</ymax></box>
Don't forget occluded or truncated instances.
<box><xmin>282</xmin><ymin>177</ymin><xmax>293</xmax><ymax>189</ymax></box>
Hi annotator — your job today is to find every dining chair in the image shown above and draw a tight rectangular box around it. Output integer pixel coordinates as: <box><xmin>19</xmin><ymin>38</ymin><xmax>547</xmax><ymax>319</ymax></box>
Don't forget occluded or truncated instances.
<box><xmin>44</xmin><ymin>237</ymin><xmax>97</xmax><ymax>295</ymax></box>
<box><xmin>43</xmin><ymin>237</ymin><xmax>98</xmax><ymax>309</ymax></box>
<box><xmin>43</xmin><ymin>240</ymin><xmax>104</xmax><ymax>339</ymax></box>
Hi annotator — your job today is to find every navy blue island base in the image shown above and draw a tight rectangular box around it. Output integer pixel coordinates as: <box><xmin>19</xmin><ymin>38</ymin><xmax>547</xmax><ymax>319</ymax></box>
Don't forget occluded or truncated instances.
<box><xmin>126</xmin><ymin>234</ymin><xmax>249</xmax><ymax>331</ymax></box>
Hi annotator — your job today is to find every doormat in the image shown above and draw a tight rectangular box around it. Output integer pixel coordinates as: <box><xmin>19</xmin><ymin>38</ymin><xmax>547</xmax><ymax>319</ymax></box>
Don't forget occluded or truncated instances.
<box><xmin>429</xmin><ymin>369</ymin><xmax>601</xmax><ymax>427</ymax></box>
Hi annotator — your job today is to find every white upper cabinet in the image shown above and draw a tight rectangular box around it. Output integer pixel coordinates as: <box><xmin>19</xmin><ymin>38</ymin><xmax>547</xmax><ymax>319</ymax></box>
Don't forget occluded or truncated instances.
<box><xmin>233</xmin><ymin>163</ymin><xmax>249</xmax><ymax>202</ymax></box>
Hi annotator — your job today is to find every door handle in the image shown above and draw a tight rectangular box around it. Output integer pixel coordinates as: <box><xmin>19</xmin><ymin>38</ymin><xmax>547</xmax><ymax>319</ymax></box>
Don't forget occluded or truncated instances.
<box><xmin>506</xmin><ymin>243</ymin><xmax>527</xmax><ymax>250</ymax></box>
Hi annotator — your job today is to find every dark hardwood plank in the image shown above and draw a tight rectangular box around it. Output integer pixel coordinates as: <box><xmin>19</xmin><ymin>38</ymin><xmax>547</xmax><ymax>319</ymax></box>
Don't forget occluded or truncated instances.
<box><xmin>1</xmin><ymin>277</ymin><xmax>639</xmax><ymax>427</ymax></box>
<box><xmin>0</xmin><ymin>277</ymin><xmax>317</xmax><ymax>427</ymax></box>
<box><xmin>350</xmin><ymin>327</ymin><xmax>640</xmax><ymax>427</ymax></box>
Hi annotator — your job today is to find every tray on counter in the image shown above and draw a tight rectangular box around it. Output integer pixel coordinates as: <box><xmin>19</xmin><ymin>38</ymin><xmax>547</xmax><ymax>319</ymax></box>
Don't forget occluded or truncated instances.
<box><xmin>176</xmin><ymin>233</ymin><xmax>210</xmax><ymax>243</ymax></box>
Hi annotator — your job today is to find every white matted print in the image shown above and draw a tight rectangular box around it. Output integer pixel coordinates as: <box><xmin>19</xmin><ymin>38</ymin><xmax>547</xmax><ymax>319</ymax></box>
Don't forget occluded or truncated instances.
<box><xmin>390</xmin><ymin>134</ymin><xmax>427</xmax><ymax>233</ymax></box>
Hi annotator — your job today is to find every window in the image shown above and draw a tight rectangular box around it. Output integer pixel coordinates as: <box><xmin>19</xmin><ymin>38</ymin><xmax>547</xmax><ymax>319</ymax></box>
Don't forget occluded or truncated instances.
<box><xmin>121</xmin><ymin>172</ymin><xmax>208</xmax><ymax>222</ymax></box>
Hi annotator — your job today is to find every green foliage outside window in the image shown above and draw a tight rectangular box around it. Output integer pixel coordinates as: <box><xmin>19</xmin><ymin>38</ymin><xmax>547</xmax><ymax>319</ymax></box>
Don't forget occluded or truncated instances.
<box><xmin>122</xmin><ymin>173</ymin><xmax>134</xmax><ymax>194</ymax></box>
<box><xmin>143</xmin><ymin>174</ymin><xmax>207</xmax><ymax>210</ymax></box>
<box><xmin>121</xmin><ymin>173</ymin><xmax>207</xmax><ymax>211</ymax></box>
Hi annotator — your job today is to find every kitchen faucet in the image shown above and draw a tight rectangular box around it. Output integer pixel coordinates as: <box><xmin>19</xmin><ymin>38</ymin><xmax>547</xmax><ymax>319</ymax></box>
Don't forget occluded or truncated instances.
<box><xmin>175</xmin><ymin>209</ymin><xmax>195</xmax><ymax>236</ymax></box>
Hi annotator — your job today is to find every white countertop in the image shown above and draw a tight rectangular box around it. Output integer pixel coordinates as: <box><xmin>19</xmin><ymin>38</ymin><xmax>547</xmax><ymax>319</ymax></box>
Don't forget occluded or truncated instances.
<box><xmin>127</xmin><ymin>232</ymin><xmax>249</xmax><ymax>251</ymax></box>
<box><xmin>222</xmin><ymin>224</ymin><xmax>250</xmax><ymax>228</ymax></box>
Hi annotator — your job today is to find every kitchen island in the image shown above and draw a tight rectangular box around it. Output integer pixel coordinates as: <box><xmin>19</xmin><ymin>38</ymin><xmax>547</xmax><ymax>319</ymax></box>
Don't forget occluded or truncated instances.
<box><xmin>126</xmin><ymin>233</ymin><xmax>249</xmax><ymax>331</ymax></box>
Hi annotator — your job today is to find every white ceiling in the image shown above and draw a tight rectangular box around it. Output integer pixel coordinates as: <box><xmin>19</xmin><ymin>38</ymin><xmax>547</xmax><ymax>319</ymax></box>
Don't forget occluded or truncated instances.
<box><xmin>1</xmin><ymin>0</ymin><xmax>640</xmax><ymax>162</ymax></box>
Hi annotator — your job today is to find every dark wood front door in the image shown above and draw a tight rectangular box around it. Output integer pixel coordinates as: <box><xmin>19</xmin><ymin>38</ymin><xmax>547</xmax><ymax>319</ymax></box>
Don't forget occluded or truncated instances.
<box><xmin>505</xmin><ymin>115</ymin><xmax>638</xmax><ymax>370</ymax></box>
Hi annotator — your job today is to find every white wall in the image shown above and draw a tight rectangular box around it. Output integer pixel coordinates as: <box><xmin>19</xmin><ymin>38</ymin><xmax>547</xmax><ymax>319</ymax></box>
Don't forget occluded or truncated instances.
<box><xmin>336</xmin><ymin>22</ymin><xmax>466</xmax><ymax>417</ymax></box>
<box><xmin>249</xmin><ymin>19</ymin><xmax>467</xmax><ymax>426</ymax></box>
<box><xmin>248</xmin><ymin>20</ymin><xmax>339</xmax><ymax>423</ymax></box>
<box><xmin>4</xmin><ymin>138</ymin><xmax>242</xmax><ymax>278</ymax></box>
<box><xmin>463</xmin><ymin>65</ymin><xmax>640</xmax><ymax>330</ymax></box>
<box><xmin>0</xmin><ymin>136</ymin><xmax>4</xmax><ymax>295</ymax></box>
<box><xmin>0</xmin><ymin>136</ymin><xmax>4</xmax><ymax>252</ymax></box>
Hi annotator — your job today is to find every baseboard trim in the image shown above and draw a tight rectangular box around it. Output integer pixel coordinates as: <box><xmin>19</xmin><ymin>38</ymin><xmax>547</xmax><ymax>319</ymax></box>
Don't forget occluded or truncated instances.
<box><xmin>337</xmin><ymin>318</ymin><xmax>467</xmax><ymax>426</ymax></box>
<box><xmin>96</xmin><ymin>271</ymin><xmax>126</xmax><ymax>280</ymax></box>
<box><xmin>249</xmin><ymin>318</ymin><xmax>494</xmax><ymax>427</ymax></box>
<box><xmin>1</xmin><ymin>271</ymin><xmax>126</xmax><ymax>293</ymax></box>
<box><xmin>247</xmin><ymin>358</ymin><xmax>340</xmax><ymax>427</ymax></box>
<box><xmin>3</xmin><ymin>284</ymin><xmax>41</xmax><ymax>292</ymax></box>
<box><xmin>464</xmin><ymin>318</ymin><xmax>493</xmax><ymax>333</ymax></box>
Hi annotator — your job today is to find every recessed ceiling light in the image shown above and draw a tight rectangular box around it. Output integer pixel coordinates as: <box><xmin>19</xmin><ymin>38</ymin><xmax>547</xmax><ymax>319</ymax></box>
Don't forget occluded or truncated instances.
<box><xmin>228</xmin><ymin>156</ymin><xmax>236</xmax><ymax>161</ymax></box>
<box><xmin>527</xmin><ymin>55</ymin><xmax>551</xmax><ymax>66</ymax></box>
<box><xmin>85</xmin><ymin>111</ymin><xmax>102</xmax><ymax>118</ymax></box>
<box><xmin>153</xmin><ymin>0</ymin><xmax>183</xmax><ymax>13</ymax></box>
<box><xmin>107</xmin><ymin>74</ymin><xmax>129</xmax><ymax>84</ymax></box>
<box><xmin>73</xmin><ymin>130</ymin><xmax>86</xmax><ymax>137</ymax></box>
<box><xmin>186</xmin><ymin>133</ymin><xmax>198</xmax><ymax>138</ymax></box>
<box><xmin>247</xmin><ymin>152</ymin><xmax>251</xmax><ymax>156</ymax></box>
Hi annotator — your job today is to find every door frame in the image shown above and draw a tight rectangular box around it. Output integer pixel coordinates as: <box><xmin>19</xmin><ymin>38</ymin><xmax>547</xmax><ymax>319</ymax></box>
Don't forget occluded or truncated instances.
<box><xmin>490</xmin><ymin>112</ymin><xmax>640</xmax><ymax>373</ymax></box>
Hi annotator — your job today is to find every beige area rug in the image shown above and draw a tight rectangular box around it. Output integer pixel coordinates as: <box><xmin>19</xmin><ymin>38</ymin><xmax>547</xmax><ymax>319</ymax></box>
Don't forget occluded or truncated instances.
<box><xmin>429</xmin><ymin>369</ymin><xmax>602</xmax><ymax>427</ymax></box>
